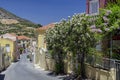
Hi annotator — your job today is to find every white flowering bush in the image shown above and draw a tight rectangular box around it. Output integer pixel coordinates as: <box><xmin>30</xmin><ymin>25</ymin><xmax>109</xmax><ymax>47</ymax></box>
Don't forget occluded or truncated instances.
<box><xmin>45</xmin><ymin>13</ymin><xmax>97</xmax><ymax>77</ymax></box>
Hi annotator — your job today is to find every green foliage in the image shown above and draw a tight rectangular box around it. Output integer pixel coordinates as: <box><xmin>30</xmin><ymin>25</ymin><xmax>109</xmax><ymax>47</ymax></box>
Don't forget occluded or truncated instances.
<box><xmin>20</xmin><ymin>21</ymin><xmax>40</xmax><ymax>28</ymax></box>
<box><xmin>112</xmin><ymin>45</ymin><xmax>120</xmax><ymax>60</ymax></box>
<box><xmin>45</xmin><ymin>2</ymin><xmax>120</xmax><ymax>75</ymax></box>
<box><xmin>0</xmin><ymin>7</ymin><xmax>41</xmax><ymax>37</ymax></box>
<box><xmin>46</xmin><ymin>13</ymin><xmax>97</xmax><ymax>56</ymax></box>
<box><xmin>0</xmin><ymin>22</ymin><xmax>38</xmax><ymax>37</ymax></box>
<box><xmin>45</xmin><ymin>13</ymin><xmax>97</xmax><ymax>76</ymax></box>
<box><xmin>94</xmin><ymin>3</ymin><xmax>120</xmax><ymax>59</ymax></box>
<box><xmin>112</xmin><ymin>53</ymin><xmax>120</xmax><ymax>60</ymax></box>
<box><xmin>96</xmin><ymin>4</ymin><xmax>120</xmax><ymax>36</ymax></box>
<box><xmin>45</xmin><ymin>22</ymin><xmax>66</xmax><ymax>74</ymax></box>
<box><xmin>37</xmin><ymin>24</ymin><xmax>42</xmax><ymax>27</ymax></box>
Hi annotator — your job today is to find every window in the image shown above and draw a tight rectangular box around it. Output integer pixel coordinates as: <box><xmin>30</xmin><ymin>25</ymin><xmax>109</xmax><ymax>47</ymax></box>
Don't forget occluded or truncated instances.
<box><xmin>6</xmin><ymin>44</ymin><xmax>10</xmax><ymax>47</ymax></box>
<box><xmin>89</xmin><ymin>0</ymin><xmax>99</xmax><ymax>14</ymax></box>
<box><xmin>6</xmin><ymin>44</ymin><xmax>10</xmax><ymax>53</ymax></box>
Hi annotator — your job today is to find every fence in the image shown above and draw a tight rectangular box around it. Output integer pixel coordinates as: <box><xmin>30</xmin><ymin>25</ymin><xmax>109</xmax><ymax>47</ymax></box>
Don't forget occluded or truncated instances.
<box><xmin>86</xmin><ymin>55</ymin><xmax>120</xmax><ymax>80</ymax></box>
<box><xmin>116</xmin><ymin>62</ymin><xmax>120</xmax><ymax>80</ymax></box>
<box><xmin>86</xmin><ymin>55</ymin><xmax>118</xmax><ymax>70</ymax></box>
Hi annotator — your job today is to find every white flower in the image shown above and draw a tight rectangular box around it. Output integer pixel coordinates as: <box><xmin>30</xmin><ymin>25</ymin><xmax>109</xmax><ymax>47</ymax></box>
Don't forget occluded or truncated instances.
<box><xmin>103</xmin><ymin>16</ymin><xmax>109</xmax><ymax>22</ymax></box>
<box><xmin>97</xmin><ymin>29</ymin><xmax>102</xmax><ymax>33</ymax></box>
<box><xmin>90</xmin><ymin>25</ymin><xmax>96</xmax><ymax>29</ymax></box>
<box><xmin>105</xmin><ymin>10</ymin><xmax>112</xmax><ymax>16</ymax></box>
<box><xmin>91</xmin><ymin>29</ymin><xmax>102</xmax><ymax>33</ymax></box>
<box><xmin>104</xmin><ymin>23</ymin><xmax>108</xmax><ymax>26</ymax></box>
<box><xmin>78</xmin><ymin>23</ymin><xmax>80</xmax><ymax>25</ymax></box>
<box><xmin>105</xmin><ymin>28</ymin><xmax>110</xmax><ymax>31</ymax></box>
<box><xmin>68</xmin><ymin>16</ymin><xmax>71</xmax><ymax>18</ymax></box>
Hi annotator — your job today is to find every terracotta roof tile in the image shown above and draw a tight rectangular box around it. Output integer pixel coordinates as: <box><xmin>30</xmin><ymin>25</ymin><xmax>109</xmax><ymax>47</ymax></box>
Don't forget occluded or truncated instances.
<box><xmin>0</xmin><ymin>33</ymin><xmax>17</xmax><ymax>41</ymax></box>
<box><xmin>17</xmin><ymin>35</ymin><xmax>30</xmax><ymax>40</ymax></box>
<box><xmin>37</xmin><ymin>23</ymin><xmax>55</xmax><ymax>31</ymax></box>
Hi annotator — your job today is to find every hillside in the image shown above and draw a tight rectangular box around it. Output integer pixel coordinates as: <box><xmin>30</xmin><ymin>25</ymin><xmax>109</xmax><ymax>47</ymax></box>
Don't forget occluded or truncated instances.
<box><xmin>0</xmin><ymin>7</ymin><xmax>42</xmax><ymax>37</ymax></box>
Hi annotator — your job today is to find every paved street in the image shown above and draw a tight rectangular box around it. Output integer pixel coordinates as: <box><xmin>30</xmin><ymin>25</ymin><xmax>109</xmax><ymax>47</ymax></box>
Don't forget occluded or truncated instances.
<box><xmin>1</xmin><ymin>54</ymin><xmax>64</xmax><ymax>80</ymax></box>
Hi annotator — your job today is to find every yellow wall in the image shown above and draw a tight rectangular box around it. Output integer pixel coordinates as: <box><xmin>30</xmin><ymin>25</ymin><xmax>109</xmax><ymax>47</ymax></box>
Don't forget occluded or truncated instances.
<box><xmin>38</xmin><ymin>34</ymin><xmax>46</xmax><ymax>49</ymax></box>
<box><xmin>0</xmin><ymin>38</ymin><xmax>15</xmax><ymax>61</ymax></box>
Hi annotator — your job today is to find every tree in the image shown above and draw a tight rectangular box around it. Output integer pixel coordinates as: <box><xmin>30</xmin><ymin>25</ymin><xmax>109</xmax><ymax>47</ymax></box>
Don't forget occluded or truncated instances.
<box><xmin>45</xmin><ymin>20</ymin><xmax>67</xmax><ymax>74</ymax></box>
<box><xmin>37</xmin><ymin>24</ymin><xmax>42</xmax><ymax>27</ymax></box>
<box><xmin>64</xmin><ymin>14</ymin><xmax>96</xmax><ymax>78</ymax></box>
<box><xmin>45</xmin><ymin>14</ymin><xmax>97</xmax><ymax>78</ymax></box>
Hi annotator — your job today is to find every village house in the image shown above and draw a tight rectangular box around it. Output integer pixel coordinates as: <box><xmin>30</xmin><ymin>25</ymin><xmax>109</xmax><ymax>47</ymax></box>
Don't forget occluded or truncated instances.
<box><xmin>0</xmin><ymin>33</ymin><xmax>19</xmax><ymax>62</ymax></box>
<box><xmin>17</xmin><ymin>35</ymin><xmax>30</xmax><ymax>49</ymax></box>
<box><xmin>35</xmin><ymin>23</ymin><xmax>55</xmax><ymax>70</ymax></box>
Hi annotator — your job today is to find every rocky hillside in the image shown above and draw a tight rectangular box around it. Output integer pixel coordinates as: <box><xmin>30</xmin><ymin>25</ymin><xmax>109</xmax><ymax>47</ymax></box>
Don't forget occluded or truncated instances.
<box><xmin>0</xmin><ymin>7</ymin><xmax>42</xmax><ymax>37</ymax></box>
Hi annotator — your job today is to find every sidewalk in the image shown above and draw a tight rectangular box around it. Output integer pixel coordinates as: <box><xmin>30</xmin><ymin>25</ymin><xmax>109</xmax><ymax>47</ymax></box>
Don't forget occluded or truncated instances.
<box><xmin>34</xmin><ymin>64</ymin><xmax>66</xmax><ymax>80</ymax></box>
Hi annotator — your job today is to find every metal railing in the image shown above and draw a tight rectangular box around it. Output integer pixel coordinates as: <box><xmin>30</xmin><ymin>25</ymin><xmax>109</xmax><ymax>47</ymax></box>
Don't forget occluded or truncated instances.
<box><xmin>116</xmin><ymin>62</ymin><xmax>120</xmax><ymax>80</ymax></box>
<box><xmin>85</xmin><ymin>55</ymin><xmax>116</xmax><ymax>70</ymax></box>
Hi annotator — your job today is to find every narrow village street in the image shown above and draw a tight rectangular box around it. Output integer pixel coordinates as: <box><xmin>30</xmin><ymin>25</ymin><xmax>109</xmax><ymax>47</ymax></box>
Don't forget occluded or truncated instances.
<box><xmin>0</xmin><ymin>1</ymin><xmax>120</xmax><ymax>80</ymax></box>
<box><xmin>1</xmin><ymin>54</ymin><xmax>65</xmax><ymax>80</ymax></box>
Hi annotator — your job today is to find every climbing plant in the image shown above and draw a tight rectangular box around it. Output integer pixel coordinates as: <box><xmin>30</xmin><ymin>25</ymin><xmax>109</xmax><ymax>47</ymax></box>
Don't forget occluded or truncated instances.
<box><xmin>94</xmin><ymin>3</ymin><xmax>120</xmax><ymax>58</ymax></box>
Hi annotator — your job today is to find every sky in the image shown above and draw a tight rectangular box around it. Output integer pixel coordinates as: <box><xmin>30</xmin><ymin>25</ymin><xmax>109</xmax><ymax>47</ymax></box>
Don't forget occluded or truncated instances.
<box><xmin>0</xmin><ymin>0</ymin><xmax>86</xmax><ymax>25</ymax></box>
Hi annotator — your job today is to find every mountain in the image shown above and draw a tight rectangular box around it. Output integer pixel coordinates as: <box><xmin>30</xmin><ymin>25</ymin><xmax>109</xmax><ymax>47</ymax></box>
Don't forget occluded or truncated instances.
<box><xmin>0</xmin><ymin>7</ymin><xmax>42</xmax><ymax>37</ymax></box>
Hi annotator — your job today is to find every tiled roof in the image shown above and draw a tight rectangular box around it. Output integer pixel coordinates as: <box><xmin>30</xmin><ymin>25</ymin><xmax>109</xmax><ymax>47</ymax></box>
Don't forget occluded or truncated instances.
<box><xmin>17</xmin><ymin>35</ymin><xmax>30</xmax><ymax>40</ymax></box>
<box><xmin>1</xmin><ymin>33</ymin><xmax>17</xmax><ymax>37</ymax></box>
<box><xmin>0</xmin><ymin>33</ymin><xmax>17</xmax><ymax>41</ymax></box>
<box><xmin>37</xmin><ymin>23</ymin><xmax>55</xmax><ymax>31</ymax></box>
<box><xmin>0</xmin><ymin>33</ymin><xmax>30</xmax><ymax>41</ymax></box>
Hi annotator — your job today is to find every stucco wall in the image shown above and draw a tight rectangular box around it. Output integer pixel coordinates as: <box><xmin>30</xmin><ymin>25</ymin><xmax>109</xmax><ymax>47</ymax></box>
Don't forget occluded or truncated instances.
<box><xmin>0</xmin><ymin>49</ymin><xmax>3</xmax><ymax>70</ymax></box>
<box><xmin>86</xmin><ymin>0</ymin><xmax>107</xmax><ymax>14</ymax></box>
<box><xmin>46</xmin><ymin>58</ymin><xmax>55</xmax><ymax>71</ymax></box>
<box><xmin>0</xmin><ymin>47</ymin><xmax>10</xmax><ymax>71</ymax></box>
<box><xmin>38</xmin><ymin>35</ymin><xmax>45</xmax><ymax>48</ymax></box>
<box><xmin>86</xmin><ymin>64</ymin><xmax>116</xmax><ymax>80</ymax></box>
<box><xmin>0</xmin><ymin>38</ymin><xmax>15</xmax><ymax>61</ymax></box>
<box><xmin>35</xmin><ymin>48</ymin><xmax>55</xmax><ymax>71</ymax></box>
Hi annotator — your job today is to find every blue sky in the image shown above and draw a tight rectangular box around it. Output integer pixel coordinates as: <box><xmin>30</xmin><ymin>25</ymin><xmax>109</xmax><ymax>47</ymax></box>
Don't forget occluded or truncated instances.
<box><xmin>0</xmin><ymin>0</ymin><xmax>86</xmax><ymax>25</ymax></box>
